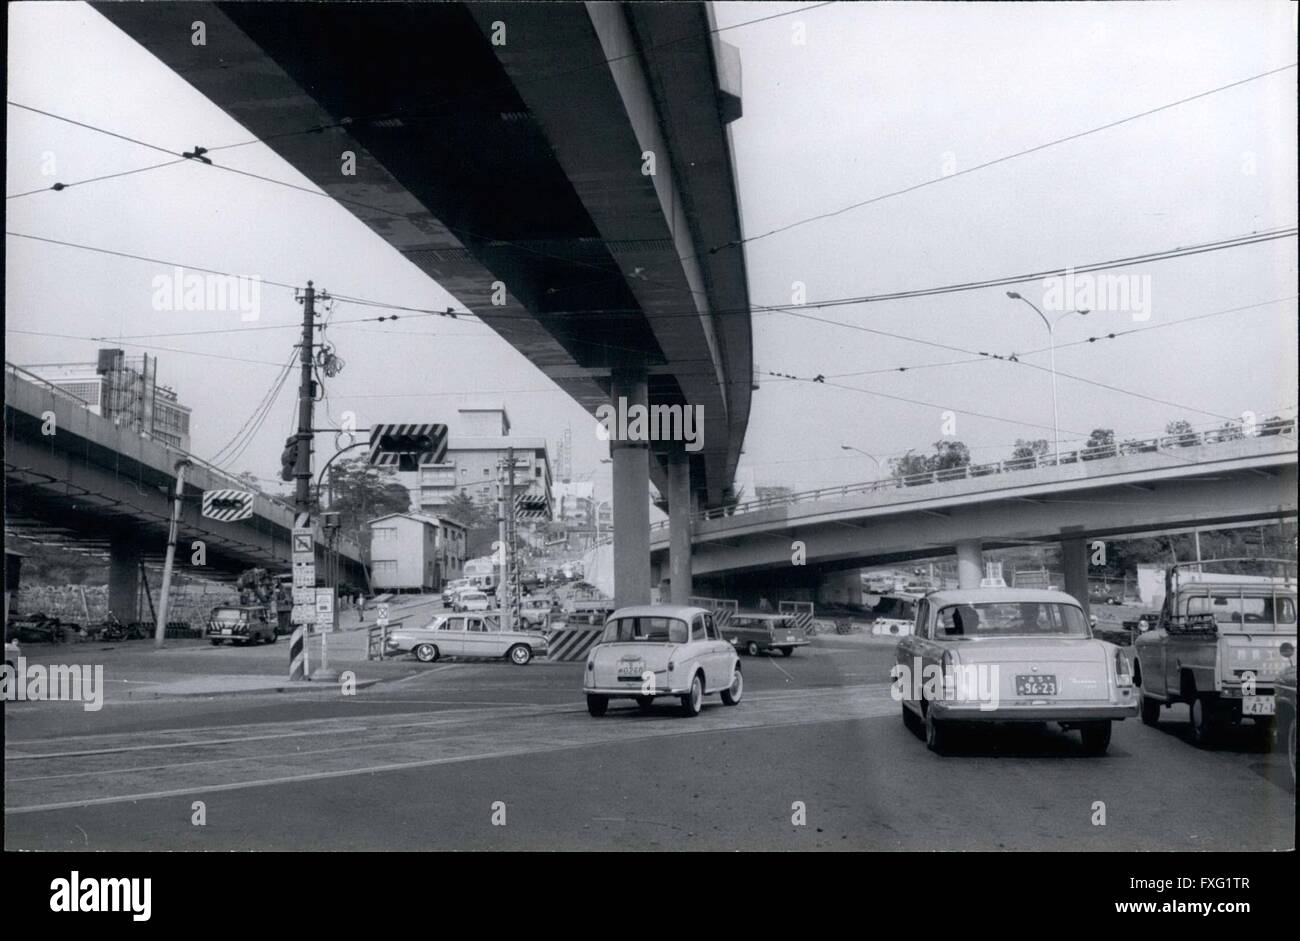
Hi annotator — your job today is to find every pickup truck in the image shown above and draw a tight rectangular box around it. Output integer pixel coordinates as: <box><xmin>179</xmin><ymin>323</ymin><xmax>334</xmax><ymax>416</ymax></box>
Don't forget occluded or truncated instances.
<box><xmin>1133</xmin><ymin>558</ymin><xmax>1297</xmax><ymax>748</ymax></box>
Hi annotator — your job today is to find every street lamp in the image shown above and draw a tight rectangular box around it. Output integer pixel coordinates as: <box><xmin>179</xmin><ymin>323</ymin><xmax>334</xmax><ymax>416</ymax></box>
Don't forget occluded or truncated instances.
<box><xmin>839</xmin><ymin>444</ymin><xmax>881</xmax><ymax>479</ymax></box>
<box><xmin>1006</xmin><ymin>291</ymin><xmax>1088</xmax><ymax>463</ymax></box>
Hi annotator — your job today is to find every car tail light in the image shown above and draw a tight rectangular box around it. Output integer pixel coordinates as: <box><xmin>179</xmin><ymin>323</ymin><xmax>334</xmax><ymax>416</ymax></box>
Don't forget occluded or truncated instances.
<box><xmin>1114</xmin><ymin>648</ymin><xmax>1133</xmax><ymax>688</ymax></box>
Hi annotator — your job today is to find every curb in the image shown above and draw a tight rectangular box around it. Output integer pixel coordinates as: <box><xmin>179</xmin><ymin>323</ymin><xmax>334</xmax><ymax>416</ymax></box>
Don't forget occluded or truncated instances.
<box><xmin>126</xmin><ymin>676</ymin><xmax>389</xmax><ymax>700</ymax></box>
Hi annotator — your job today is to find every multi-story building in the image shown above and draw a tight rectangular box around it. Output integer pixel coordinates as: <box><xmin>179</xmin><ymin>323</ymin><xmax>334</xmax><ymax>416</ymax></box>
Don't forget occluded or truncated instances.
<box><xmin>409</xmin><ymin>406</ymin><xmax>552</xmax><ymax>518</ymax></box>
<box><xmin>553</xmin><ymin>480</ymin><xmax>595</xmax><ymax>526</ymax></box>
<box><xmin>23</xmin><ymin>348</ymin><xmax>193</xmax><ymax>452</ymax></box>
<box><xmin>367</xmin><ymin>512</ymin><xmax>467</xmax><ymax>592</ymax></box>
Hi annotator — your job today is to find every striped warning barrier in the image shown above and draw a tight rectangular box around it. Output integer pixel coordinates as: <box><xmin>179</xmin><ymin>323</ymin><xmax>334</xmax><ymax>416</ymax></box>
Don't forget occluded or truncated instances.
<box><xmin>546</xmin><ymin>627</ymin><xmax>604</xmax><ymax>662</ymax></box>
<box><xmin>778</xmin><ymin>601</ymin><xmax>815</xmax><ymax>632</ymax></box>
<box><xmin>689</xmin><ymin>596</ymin><xmax>738</xmax><ymax>628</ymax></box>
<box><xmin>201</xmin><ymin>488</ymin><xmax>254</xmax><ymax>522</ymax></box>
<box><xmin>289</xmin><ymin>625</ymin><xmax>307</xmax><ymax>679</ymax></box>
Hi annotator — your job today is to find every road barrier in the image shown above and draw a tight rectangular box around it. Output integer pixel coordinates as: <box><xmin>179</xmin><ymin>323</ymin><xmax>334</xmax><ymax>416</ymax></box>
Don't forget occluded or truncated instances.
<box><xmin>779</xmin><ymin>601</ymin><xmax>815</xmax><ymax>632</ymax></box>
<box><xmin>689</xmin><ymin>596</ymin><xmax>738</xmax><ymax>628</ymax></box>
<box><xmin>546</xmin><ymin>627</ymin><xmax>603</xmax><ymax>661</ymax></box>
<box><xmin>289</xmin><ymin>625</ymin><xmax>307</xmax><ymax>679</ymax></box>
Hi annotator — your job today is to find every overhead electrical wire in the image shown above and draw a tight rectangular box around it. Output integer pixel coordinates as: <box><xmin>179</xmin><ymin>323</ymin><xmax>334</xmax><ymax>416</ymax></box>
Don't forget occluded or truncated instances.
<box><xmin>9</xmin><ymin>56</ymin><xmax>1293</xmax><ymax>319</ymax></box>
<box><xmin>694</xmin><ymin>62</ymin><xmax>1298</xmax><ymax>257</ymax></box>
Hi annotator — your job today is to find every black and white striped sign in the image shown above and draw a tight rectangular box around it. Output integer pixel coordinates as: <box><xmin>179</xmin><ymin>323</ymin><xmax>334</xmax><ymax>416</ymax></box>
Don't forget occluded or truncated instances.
<box><xmin>368</xmin><ymin>423</ymin><xmax>447</xmax><ymax>468</ymax></box>
<box><xmin>201</xmin><ymin>489</ymin><xmax>254</xmax><ymax>522</ymax></box>
<box><xmin>514</xmin><ymin>492</ymin><xmax>551</xmax><ymax>521</ymax></box>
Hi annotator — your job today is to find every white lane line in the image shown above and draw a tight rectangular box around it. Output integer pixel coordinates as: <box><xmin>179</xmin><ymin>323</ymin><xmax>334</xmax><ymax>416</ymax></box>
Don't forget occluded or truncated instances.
<box><xmin>5</xmin><ymin>708</ymin><xmax>896</xmax><ymax>815</ymax></box>
<box><xmin>4</xmin><ymin>703</ymin><xmax>558</xmax><ymax>761</ymax></box>
<box><xmin>761</xmin><ymin>655</ymin><xmax>795</xmax><ymax>683</ymax></box>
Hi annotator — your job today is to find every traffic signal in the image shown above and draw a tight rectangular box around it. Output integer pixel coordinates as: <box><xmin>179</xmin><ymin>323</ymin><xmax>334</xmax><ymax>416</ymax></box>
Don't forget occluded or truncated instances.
<box><xmin>368</xmin><ymin>423</ymin><xmax>447</xmax><ymax>471</ymax></box>
<box><xmin>280</xmin><ymin>435</ymin><xmax>300</xmax><ymax>482</ymax></box>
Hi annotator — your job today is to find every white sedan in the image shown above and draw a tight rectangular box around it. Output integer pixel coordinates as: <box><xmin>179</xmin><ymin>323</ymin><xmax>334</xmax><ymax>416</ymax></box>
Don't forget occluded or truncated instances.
<box><xmin>453</xmin><ymin>591</ymin><xmax>492</xmax><ymax>612</ymax></box>
<box><xmin>584</xmin><ymin>605</ymin><xmax>743</xmax><ymax>717</ymax></box>
<box><xmin>896</xmin><ymin>588</ymin><xmax>1137</xmax><ymax>754</ymax></box>
<box><xmin>385</xmin><ymin>613</ymin><xmax>547</xmax><ymax>665</ymax></box>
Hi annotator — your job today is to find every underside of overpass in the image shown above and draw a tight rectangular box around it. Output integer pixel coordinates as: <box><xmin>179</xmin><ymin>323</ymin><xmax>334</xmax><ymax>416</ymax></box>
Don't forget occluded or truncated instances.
<box><xmin>94</xmin><ymin>1</ymin><xmax>754</xmax><ymax>608</ymax></box>
<box><xmin>93</xmin><ymin>0</ymin><xmax>753</xmax><ymax>512</ymax></box>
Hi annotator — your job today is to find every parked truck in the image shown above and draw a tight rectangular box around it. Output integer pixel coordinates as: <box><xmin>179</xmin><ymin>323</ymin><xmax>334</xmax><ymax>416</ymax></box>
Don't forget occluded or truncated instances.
<box><xmin>1133</xmin><ymin>558</ymin><xmax>1297</xmax><ymax>749</ymax></box>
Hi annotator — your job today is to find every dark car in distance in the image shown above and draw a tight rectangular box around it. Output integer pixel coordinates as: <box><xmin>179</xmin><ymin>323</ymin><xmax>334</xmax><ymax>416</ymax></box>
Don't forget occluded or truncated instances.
<box><xmin>722</xmin><ymin>613</ymin><xmax>809</xmax><ymax>657</ymax></box>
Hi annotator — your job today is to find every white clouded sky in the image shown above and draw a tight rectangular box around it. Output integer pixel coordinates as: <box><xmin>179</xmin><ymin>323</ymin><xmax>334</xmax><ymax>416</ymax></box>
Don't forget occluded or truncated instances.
<box><xmin>6</xmin><ymin>1</ymin><xmax>1297</xmax><ymax>504</ymax></box>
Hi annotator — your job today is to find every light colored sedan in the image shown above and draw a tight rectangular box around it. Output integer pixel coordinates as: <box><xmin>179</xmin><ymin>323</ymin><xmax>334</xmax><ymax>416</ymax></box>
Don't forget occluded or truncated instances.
<box><xmin>584</xmin><ymin>605</ymin><xmax>743</xmax><ymax>717</ymax></box>
<box><xmin>896</xmin><ymin>588</ymin><xmax>1137</xmax><ymax>755</ymax></box>
<box><xmin>453</xmin><ymin>591</ymin><xmax>492</xmax><ymax>613</ymax></box>
<box><xmin>385</xmin><ymin>613</ymin><xmax>546</xmax><ymax>665</ymax></box>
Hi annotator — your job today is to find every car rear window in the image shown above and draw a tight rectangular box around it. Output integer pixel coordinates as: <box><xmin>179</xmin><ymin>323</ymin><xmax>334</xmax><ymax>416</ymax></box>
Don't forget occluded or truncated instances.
<box><xmin>936</xmin><ymin>602</ymin><xmax>1089</xmax><ymax>638</ymax></box>
<box><xmin>601</xmin><ymin>617</ymin><xmax>689</xmax><ymax>644</ymax></box>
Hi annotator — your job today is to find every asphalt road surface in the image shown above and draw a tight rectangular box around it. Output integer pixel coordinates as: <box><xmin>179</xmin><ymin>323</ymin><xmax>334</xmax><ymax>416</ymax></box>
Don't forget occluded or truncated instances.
<box><xmin>5</xmin><ymin>635</ymin><xmax>1293</xmax><ymax>851</ymax></box>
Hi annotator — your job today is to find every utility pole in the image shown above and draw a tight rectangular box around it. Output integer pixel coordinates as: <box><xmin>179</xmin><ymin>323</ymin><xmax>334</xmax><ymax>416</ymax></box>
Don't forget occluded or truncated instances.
<box><xmin>288</xmin><ymin>281</ymin><xmax>328</xmax><ymax>680</ymax></box>
<box><xmin>506</xmin><ymin>446</ymin><xmax>517</xmax><ymax>630</ymax></box>
<box><xmin>295</xmin><ymin>282</ymin><xmax>319</xmax><ymax>513</ymax></box>
<box><xmin>154</xmin><ymin>458</ymin><xmax>190</xmax><ymax>648</ymax></box>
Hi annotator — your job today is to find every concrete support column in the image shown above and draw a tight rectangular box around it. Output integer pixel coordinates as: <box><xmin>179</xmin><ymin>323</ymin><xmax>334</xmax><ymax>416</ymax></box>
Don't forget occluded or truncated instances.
<box><xmin>1061</xmin><ymin>534</ymin><xmax>1091</xmax><ymax>618</ymax></box>
<box><xmin>108</xmin><ymin>533</ymin><xmax>142</xmax><ymax>622</ymax></box>
<box><xmin>955</xmin><ymin>539</ymin><xmax>983</xmax><ymax>590</ymax></box>
<box><xmin>667</xmin><ymin>444</ymin><xmax>693</xmax><ymax>605</ymax></box>
<box><xmin>610</xmin><ymin>368</ymin><xmax>651</xmax><ymax>607</ymax></box>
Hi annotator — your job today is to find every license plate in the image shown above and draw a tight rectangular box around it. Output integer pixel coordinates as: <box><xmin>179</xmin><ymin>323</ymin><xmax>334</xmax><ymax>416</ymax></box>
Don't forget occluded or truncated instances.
<box><xmin>1015</xmin><ymin>675</ymin><xmax>1057</xmax><ymax>696</ymax></box>
<box><xmin>617</xmin><ymin>661</ymin><xmax>644</xmax><ymax>680</ymax></box>
<box><xmin>1243</xmin><ymin>695</ymin><xmax>1275</xmax><ymax>716</ymax></box>
<box><xmin>221</xmin><ymin>629</ymin><xmax>233</xmax><ymax>636</ymax></box>
<box><xmin>786</xmin><ymin>635</ymin><xmax>796</xmax><ymax>642</ymax></box>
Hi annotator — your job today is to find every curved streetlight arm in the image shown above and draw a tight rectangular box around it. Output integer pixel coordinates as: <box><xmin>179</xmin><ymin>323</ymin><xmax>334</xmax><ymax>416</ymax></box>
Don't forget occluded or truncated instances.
<box><xmin>315</xmin><ymin>441</ymin><xmax>369</xmax><ymax>506</ymax></box>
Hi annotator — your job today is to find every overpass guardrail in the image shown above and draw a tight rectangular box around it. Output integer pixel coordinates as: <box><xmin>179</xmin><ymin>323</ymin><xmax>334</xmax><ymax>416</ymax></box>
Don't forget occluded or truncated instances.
<box><xmin>6</xmin><ymin>361</ymin><xmax>365</xmax><ymax>560</ymax></box>
<box><xmin>650</xmin><ymin>410</ymin><xmax>1297</xmax><ymax>532</ymax></box>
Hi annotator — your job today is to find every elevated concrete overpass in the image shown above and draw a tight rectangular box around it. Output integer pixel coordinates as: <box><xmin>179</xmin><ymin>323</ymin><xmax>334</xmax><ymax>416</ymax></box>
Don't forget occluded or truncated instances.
<box><xmin>649</xmin><ymin>427</ymin><xmax>1298</xmax><ymax>612</ymax></box>
<box><xmin>4</xmin><ymin>365</ymin><xmax>367</xmax><ymax>620</ymax></box>
<box><xmin>94</xmin><ymin>1</ymin><xmax>754</xmax><ymax>607</ymax></box>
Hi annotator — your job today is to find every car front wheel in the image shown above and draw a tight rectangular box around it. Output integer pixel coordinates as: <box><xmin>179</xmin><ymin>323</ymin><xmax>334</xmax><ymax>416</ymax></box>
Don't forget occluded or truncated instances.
<box><xmin>1190</xmin><ymin>695</ymin><xmax>1221</xmax><ymax>749</ymax></box>
<box><xmin>414</xmin><ymin>644</ymin><xmax>440</xmax><ymax>663</ymax></box>
<box><xmin>586</xmin><ymin>694</ymin><xmax>609</xmax><ymax>717</ymax></box>
<box><xmin>1139</xmin><ymin>687</ymin><xmax>1161</xmax><ymax>726</ymax></box>
<box><xmin>903</xmin><ymin>701</ymin><xmax>922</xmax><ymax>735</ymax></box>
<box><xmin>680</xmin><ymin>674</ymin><xmax>704</xmax><ymax>717</ymax></box>
<box><xmin>1288</xmin><ymin>717</ymin><xmax>1296</xmax><ymax>792</ymax></box>
<box><xmin>924</xmin><ymin>706</ymin><xmax>951</xmax><ymax>754</ymax></box>
<box><xmin>1080</xmin><ymin>720</ymin><xmax>1112</xmax><ymax>756</ymax></box>
<box><xmin>720</xmin><ymin>666</ymin><xmax>743</xmax><ymax>705</ymax></box>
<box><xmin>746</xmin><ymin>641</ymin><xmax>761</xmax><ymax>657</ymax></box>
<box><xmin>507</xmin><ymin>644</ymin><xmax>532</xmax><ymax>666</ymax></box>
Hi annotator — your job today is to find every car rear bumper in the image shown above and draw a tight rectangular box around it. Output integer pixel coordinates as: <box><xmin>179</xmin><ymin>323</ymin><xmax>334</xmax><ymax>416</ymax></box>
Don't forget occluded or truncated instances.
<box><xmin>931</xmin><ymin>701</ymin><xmax>1138</xmax><ymax>722</ymax></box>
<box><xmin>584</xmin><ymin>685</ymin><xmax>690</xmax><ymax>698</ymax></box>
